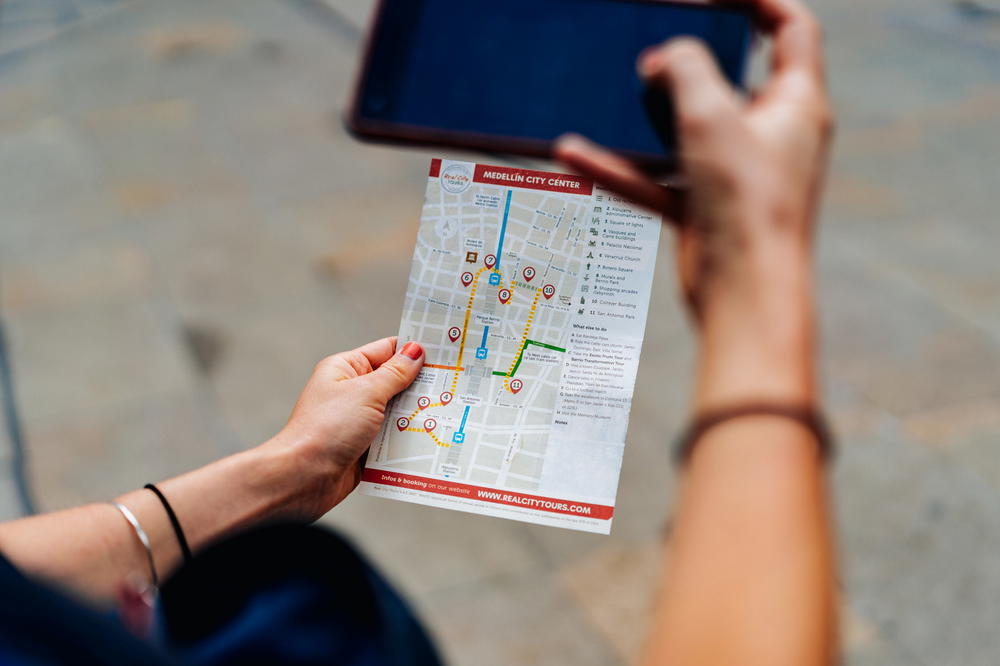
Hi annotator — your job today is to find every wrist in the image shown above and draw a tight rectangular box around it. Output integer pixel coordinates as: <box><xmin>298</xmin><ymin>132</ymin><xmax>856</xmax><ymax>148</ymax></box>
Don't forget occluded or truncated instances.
<box><xmin>249</xmin><ymin>436</ymin><xmax>332</xmax><ymax>523</ymax></box>
<box><xmin>693</xmin><ymin>241</ymin><xmax>816</xmax><ymax>411</ymax></box>
<box><xmin>256</xmin><ymin>426</ymin><xmax>357</xmax><ymax>522</ymax></box>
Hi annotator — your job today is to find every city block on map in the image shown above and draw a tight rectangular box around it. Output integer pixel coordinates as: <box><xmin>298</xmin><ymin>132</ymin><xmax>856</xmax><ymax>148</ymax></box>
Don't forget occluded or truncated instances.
<box><xmin>360</xmin><ymin>159</ymin><xmax>661</xmax><ymax>533</ymax></box>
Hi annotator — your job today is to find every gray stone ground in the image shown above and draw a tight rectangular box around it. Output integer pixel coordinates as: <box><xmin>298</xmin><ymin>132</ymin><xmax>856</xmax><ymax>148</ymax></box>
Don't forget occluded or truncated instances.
<box><xmin>2</xmin><ymin>0</ymin><xmax>1000</xmax><ymax>663</ymax></box>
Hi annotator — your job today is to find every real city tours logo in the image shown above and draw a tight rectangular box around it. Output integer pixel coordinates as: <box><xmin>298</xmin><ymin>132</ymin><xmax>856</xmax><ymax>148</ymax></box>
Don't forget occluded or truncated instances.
<box><xmin>440</xmin><ymin>163</ymin><xmax>472</xmax><ymax>194</ymax></box>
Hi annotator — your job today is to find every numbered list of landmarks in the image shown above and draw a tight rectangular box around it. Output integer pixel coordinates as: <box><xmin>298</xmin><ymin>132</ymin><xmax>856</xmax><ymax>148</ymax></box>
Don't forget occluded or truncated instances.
<box><xmin>548</xmin><ymin>188</ymin><xmax>661</xmax><ymax>474</ymax></box>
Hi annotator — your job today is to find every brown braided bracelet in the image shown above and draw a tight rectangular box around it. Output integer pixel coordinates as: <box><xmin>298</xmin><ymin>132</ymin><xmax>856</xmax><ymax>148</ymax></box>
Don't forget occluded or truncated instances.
<box><xmin>673</xmin><ymin>404</ymin><xmax>834</xmax><ymax>466</ymax></box>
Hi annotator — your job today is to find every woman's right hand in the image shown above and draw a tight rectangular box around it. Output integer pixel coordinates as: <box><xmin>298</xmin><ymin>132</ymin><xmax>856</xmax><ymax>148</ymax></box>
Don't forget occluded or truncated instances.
<box><xmin>554</xmin><ymin>0</ymin><xmax>833</xmax><ymax>408</ymax></box>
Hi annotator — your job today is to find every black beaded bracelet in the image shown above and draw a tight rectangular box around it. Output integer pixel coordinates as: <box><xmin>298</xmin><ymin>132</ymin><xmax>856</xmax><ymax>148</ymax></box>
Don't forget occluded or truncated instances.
<box><xmin>144</xmin><ymin>483</ymin><xmax>193</xmax><ymax>565</ymax></box>
<box><xmin>673</xmin><ymin>404</ymin><xmax>834</xmax><ymax>466</ymax></box>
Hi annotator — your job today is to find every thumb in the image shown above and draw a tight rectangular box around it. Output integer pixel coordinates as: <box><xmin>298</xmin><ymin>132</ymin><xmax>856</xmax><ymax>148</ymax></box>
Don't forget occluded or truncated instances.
<box><xmin>639</xmin><ymin>38</ymin><xmax>740</xmax><ymax>144</ymax></box>
<box><xmin>362</xmin><ymin>341</ymin><xmax>424</xmax><ymax>403</ymax></box>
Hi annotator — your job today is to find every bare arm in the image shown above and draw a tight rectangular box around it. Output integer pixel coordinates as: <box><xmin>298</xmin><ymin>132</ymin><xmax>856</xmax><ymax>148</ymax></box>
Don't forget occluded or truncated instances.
<box><xmin>650</xmin><ymin>244</ymin><xmax>835</xmax><ymax>665</ymax></box>
<box><xmin>555</xmin><ymin>0</ymin><xmax>837</xmax><ymax>663</ymax></box>
<box><xmin>0</xmin><ymin>337</ymin><xmax>425</xmax><ymax>602</ymax></box>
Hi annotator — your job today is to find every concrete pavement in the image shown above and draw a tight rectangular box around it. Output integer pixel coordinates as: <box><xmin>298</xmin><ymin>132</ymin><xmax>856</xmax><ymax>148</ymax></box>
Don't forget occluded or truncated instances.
<box><xmin>2</xmin><ymin>0</ymin><xmax>1000</xmax><ymax>663</ymax></box>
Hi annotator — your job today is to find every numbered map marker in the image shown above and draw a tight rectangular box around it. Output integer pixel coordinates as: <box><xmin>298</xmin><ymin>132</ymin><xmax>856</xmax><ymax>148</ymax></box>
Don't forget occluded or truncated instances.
<box><xmin>439</xmin><ymin>391</ymin><xmax>453</xmax><ymax>405</ymax></box>
<box><xmin>542</xmin><ymin>284</ymin><xmax>555</xmax><ymax>300</ymax></box>
<box><xmin>396</xmin><ymin>417</ymin><xmax>409</xmax><ymax>431</ymax></box>
<box><xmin>417</xmin><ymin>396</ymin><xmax>431</xmax><ymax>410</ymax></box>
<box><xmin>484</xmin><ymin>254</ymin><xmax>496</xmax><ymax>269</ymax></box>
<box><xmin>522</xmin><ymin>266</ymin><xmax>536</xmax><ymax>282</ymax></box>
<box><xmin>460</xmin><ymin>272</ymin><xmax>473</xmax><ymax>287</ymax></box>
<box><xmin>448</xmin><ymin>326</ymin><xmax>461</xmax><ymax>342</ymax></box>
<box><xmin>509</xmin><ymin>378</ymin><xmax>524</xmax><ymax>394</ymax></box>
<box><xmin>423</xmin><ymin>418</ymin><xmax>437</xmax><ymax>432</ymax></box>
<box><xmin>498</xmin><ymin>288</ymin><xmax>512</xmax><ymax>304</ymax></box>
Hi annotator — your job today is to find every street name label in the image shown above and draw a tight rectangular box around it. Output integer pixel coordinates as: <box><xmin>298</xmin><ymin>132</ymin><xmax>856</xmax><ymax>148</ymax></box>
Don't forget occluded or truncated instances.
<box><xmin>361</xmin><ymin>159</ymin><xmax>661</xmax><ymax>534</ymax></box>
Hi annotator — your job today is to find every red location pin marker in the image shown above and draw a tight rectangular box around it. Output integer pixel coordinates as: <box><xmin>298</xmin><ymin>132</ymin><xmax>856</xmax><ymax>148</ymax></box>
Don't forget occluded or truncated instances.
<box><xmin>498</xmin><ymin>288</ymin><xmax>512</xmax><ymax>304</ymax></box>
<box><xmin>417</xmin><ymin>396</ymin><xmax>430</xmax><ymax>410</ymax></box>
<box><xmin>542</xmin><ymin>284</ymin><xmax>555</xmax><ymax>300</ymax></box>
<box><xmin>522</xmin><ymin>266</ymin><xmax>536</xmax><ymax>282</ymax></box>
<box><xmin>440</xmin><ymin>391</ymin><xmax>453</xmax><ymax>405</ymax></box>
<box><xmin>460</xmin><ymin>272</ymin><xmax>474</xmax><ymax>287</ymax></box>
<box><xmin>448</xmin><ymin>326</ymin><xmax>461</xmax><ymax>343</ymax></box>
<box><xmin>396</xmin><ymin>417</ymin><xmax>410</xmax><ymax>431</ymax></box>
<box><xmin>424</xmin><ymin>418</ymin><xmax>437</xmax><ymax>432</ymax></box>
<box><xmin>484</xmin><ymin>254</ymin><xmax>496</xmax><ymax>269</ymax></box>
<box><xmin>509</xmin><ymin>378</ymin><xmax>523</xmax><ymax>394</ymax></box>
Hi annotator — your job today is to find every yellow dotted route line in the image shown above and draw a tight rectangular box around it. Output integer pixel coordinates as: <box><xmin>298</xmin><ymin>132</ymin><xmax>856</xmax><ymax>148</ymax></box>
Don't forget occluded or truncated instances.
<box><xmin>452</xmin><ymin>265</ymin><xmax>510</xmax><ymax>393</ymax></box>
<box><xmin>455</xmin><ymin>266</ymin><xmax>494</xmax><ymax>371</ymax></box>
<box><xmin>408</xmin><ymin>401</ymin><xmax>444</xmax><ymax>420</ymax></box>
<box><xmin>403</xmin><ymin>427</ymin><xmax>450</xmax><ymax>447</ymax></box>
<box><xmin>401</xmin><ymin>264</ymin><xmax>537</xmax><ymax>445</ymax></box>
<box><xmin>405</xmin><ymin>401</ymin><xmax>451</xmax><ymax>448</ymax></box>
<box><xmin>504</xmin><ymin>287</ymin><xmax>543</xmax><ymax>391</ymax></box>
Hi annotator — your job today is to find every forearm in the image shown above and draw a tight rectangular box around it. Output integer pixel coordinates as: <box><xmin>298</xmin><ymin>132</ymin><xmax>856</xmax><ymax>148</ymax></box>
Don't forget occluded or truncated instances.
<box><xmin>696</xmin><ymin>239</ymin><xmax>817</xmax><ymax>406</ymax></box>
<box><xmin>645</xmin><ymin>244</ymin><xmax>836</xmax><ymax>665</ymax></box>
<box><xmin>648</xmin><ymin>425</ymin><xmax>835</xmax><ymax>665</ymax></box>
<box><xmin>0</xmin><ymin>444</ymin><xmax>309</xmax><ymax>602</ymax></box>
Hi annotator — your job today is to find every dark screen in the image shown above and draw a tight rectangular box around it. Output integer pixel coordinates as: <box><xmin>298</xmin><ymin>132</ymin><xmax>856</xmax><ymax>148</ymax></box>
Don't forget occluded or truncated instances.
<box><xmin>360</xmin><ymin>0</ymin><xmax>752</xmax><ymax>157</ymax></box>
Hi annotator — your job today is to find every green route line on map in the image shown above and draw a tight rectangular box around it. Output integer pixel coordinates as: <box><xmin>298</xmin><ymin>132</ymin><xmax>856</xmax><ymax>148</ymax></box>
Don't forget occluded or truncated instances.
<box><xmin>492</xmin><ymin>339</ymin><xmax>567</xmax><ymax>378</ymax></box>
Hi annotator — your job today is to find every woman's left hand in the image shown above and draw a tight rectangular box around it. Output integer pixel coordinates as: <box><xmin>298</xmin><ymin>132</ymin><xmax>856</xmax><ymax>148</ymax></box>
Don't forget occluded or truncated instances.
<box><xmin>262</xmin><ymin>337</ymin><xmax>424</xmax><ymax>521</ymax></box>
<box><xmin>0</xmin><ymin>337</ymin><xmax>425</xmax><ymax>600</ymax></box>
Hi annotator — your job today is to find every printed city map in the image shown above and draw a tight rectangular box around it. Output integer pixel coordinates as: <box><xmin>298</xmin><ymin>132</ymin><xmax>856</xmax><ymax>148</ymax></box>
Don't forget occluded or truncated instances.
<box><xmin>361</xmin><ymin>159</ymin><xmax>661</xmax><ymax>533</ymax></box>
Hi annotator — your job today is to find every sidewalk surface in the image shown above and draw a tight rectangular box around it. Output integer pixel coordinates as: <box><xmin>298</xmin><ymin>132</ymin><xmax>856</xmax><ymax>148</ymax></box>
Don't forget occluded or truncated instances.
<box><xmin>2</xmin><ymin>1</ymin><xmax>1000</xmax><ymax>664</ymax></box>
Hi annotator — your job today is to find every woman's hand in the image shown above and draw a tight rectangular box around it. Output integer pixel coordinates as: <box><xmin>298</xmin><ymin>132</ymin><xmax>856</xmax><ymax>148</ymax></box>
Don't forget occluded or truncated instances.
<box><xmin>555</xmin><ymin>0</ymin><xmax>833</xmax><ymax>408</ymax></box>
<box><xmin>0</xmin><ymin>337</ymin><xmax>424</xmax><ymax>601</ymax></box>
<box><xmin>261</xmin><ymin>337</ymin><xmax>424</xmax><ymax>521</ymax></box>
<box><xmin>556</xmin><ymin>0</ymin><xmax>832</xmax><ymax>318</ymax></box>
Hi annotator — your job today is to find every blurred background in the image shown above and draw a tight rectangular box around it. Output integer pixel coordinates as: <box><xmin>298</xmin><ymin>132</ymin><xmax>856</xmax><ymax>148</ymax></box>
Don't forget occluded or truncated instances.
<box><xmin>2</xmin><ymin>0</ymin><xmax>1000</xmax><ymax>663</ymax></box>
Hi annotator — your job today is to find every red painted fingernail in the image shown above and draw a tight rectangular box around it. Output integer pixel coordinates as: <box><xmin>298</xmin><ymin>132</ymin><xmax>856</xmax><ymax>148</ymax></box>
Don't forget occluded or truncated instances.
<box><xmin>400</xmin><ymin>342</ymin><xmax>423</xmax><ymax>360</ymax></box>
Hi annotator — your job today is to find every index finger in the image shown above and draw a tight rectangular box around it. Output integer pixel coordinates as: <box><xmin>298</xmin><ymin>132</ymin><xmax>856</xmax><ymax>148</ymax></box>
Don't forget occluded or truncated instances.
<box><xmin>316</xmin><ymin>336</ymin><xmax>399</xmax><ymax>381</ymax></box>
<box><xmin>553</xmin><ymin>134</ymin><xmax>683</xmax><ymax>222</ymax></box>
<box><xmin>354</xmin><ymin>336</ymin><xmax>399</xmax><ymax>370</ymax></box>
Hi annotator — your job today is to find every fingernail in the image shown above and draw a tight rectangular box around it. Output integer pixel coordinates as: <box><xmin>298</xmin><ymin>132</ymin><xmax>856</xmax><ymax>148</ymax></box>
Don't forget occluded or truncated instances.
<box><xmin>558</xmin><ymin>132</ymin><xmax>584</xmax><ymax>145</ymax></box>
<box><xmin>637</xmin><ymin>49</ymin><xmax>660</xmax><ymax>79</ymax></box>
<box><xmin>400</xmin><ymin>342</ymin><xmax>423</xmax><ymax>360</ymax></box>
<box><xmin>555</xmin><ymin>133</ymin><xmax>591</xmax><ymax>153</ymax></box>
